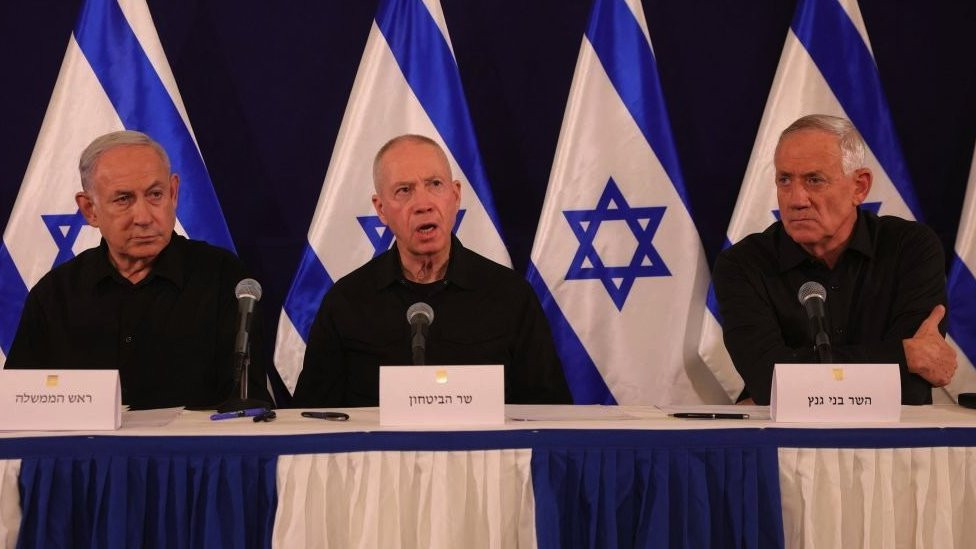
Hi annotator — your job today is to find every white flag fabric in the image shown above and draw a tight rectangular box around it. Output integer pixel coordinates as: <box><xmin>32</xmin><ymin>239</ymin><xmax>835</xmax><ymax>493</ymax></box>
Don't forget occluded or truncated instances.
<box><xmin>527</xmin><ymin>0</ymin><xmax>726</xmax><ymax>405</ymax></box>
<box><xmin>698</xmin><ymin>0</ymin><xmax>922</xmax><ymax>401</ymax></box>
<box><xmin>0</xmin><ymin>0</ymin><xmax>234</xmax><ymax>367</ymax></box>
<box><xmin>944</xmin><ymin>148</ymin><xmax>976</xmax><ymax>400</ymax></box>
<box><xmin>274</xmin><ymin>0</ymin><xmax>511</xmax><ymax>394</ymax></box>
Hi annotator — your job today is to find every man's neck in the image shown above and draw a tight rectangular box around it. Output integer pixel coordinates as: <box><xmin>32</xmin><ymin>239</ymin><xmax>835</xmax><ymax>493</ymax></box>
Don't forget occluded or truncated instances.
<box><xmin>109</xmin><ymin>253</ymin><xmax>156</xmax><ymax>284</ymax></box>
<box><xmin>399</xmin><ymin>245</ymin><xmax>451</xmax><ymax>283</ymax></box>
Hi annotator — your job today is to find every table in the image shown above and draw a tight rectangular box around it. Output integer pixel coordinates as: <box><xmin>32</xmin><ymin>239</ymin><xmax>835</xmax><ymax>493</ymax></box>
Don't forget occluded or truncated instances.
<box><xmin>2</xmin><ymin>405</ymin><xmax>976</xmax><ymax>548</ymax></box>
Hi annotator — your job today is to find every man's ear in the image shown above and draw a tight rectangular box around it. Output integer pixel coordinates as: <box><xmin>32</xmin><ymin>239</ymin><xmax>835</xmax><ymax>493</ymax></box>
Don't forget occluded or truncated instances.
<box><xmin>852</xmin><ymin>168</ymin><xmax>872</xmax><ymax>205</ymax></box>
<box><xmin>75</xmin><ymin>191</ymin><xmax>98</xmax><ymax>227</ymax></box>
<box><xmin>170</xmin><ymin>174</ymin><xmax>180</xmax><ymax>208</ymax></box>
<box><xmin>371</xmin><ymin>194</ymin><xmax>387</xmax><ymax>225</ymax></box>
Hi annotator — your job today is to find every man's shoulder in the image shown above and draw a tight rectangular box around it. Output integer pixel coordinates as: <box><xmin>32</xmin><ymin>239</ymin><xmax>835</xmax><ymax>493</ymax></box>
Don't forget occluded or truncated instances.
<box><xmin>29</xmin><ymin>245</ymin><xmax>104</xmax><ymax>295</ymax></box>
<box><xmin>873</xmin><ymin>214</ymin><xmax>941</xmax><ymax>249</ymax></box>
<box><xmin>179</xmin><ymin>236</ymin><xmax>243</xmax><ymax>266</ymax></box>
<box><xmin>717</xmin><ymin>223</ymin><xmax>780</xmax><ymax>265</ymax></box>
<box><xmin>454</xmin><ymin>243</ymin><xmax>527</xmax><ymax>290</ymax></box>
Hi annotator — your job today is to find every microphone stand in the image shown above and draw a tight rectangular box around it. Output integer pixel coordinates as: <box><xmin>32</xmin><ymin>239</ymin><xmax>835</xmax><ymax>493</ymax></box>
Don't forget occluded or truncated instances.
<box><xmin>217</xmin><ymin>342</ymin><xmax>271</xmax><ymax>412</ymax></box>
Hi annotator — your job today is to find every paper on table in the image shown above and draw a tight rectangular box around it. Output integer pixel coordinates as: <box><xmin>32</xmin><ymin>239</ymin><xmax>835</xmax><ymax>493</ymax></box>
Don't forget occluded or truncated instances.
<box><xmin>506</xmin><ymin>405</ymin><xmax>639</xmax><ymax>421</ymax></box>
<box><xmin>657</xmin><ymin>405</ymin><xmax>771</xmax><ymax>420</ymax></box>
<box><xmin>122</xmin><ymin>407</ymin><xmax>183</xmax><ymax>428</ymax></box>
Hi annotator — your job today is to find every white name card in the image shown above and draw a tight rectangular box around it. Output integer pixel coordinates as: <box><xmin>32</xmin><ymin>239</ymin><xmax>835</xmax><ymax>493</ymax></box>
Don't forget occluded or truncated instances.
<box><xmin>380</xmin><ymin>365</ymin><xmax>504</xmax><ymax>426</ymax></box>
<box><xmin>771</xmin><ymin>363</ymin><xmax>900</xmax><ymax>423</ymax></box>
<box><xmin>0</xmin><ymin>370</ymin><xmax>121</xmax><ymax>430</ymax></box>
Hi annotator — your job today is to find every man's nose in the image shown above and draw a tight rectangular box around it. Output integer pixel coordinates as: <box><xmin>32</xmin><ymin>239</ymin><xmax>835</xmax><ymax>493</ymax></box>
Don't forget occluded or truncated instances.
<box><xmin>411</xmin><ymin>186</ymin><xmax>435</xmax><ymax>211</ymax></box>
<box><xmin>131</xmin><ymin>197</ymin><xmax>153</xmax><ymax>224</ymax></box>
<box><xmin>785</xmin><ymin>184</ymin><xmax>811</xmax><ymax>208</ymax></box>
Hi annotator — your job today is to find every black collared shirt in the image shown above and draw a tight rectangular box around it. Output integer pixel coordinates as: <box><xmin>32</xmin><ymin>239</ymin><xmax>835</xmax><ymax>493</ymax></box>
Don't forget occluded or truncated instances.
<box><xmin>6</xmin><ymin>234</ymin><xmax>269</xmax><ymax>409</ymax></box>
<box><xmin>292</xmin><ymin>236</ymin><xmax>572</xmax><ymax>407</ymax></box>
<box><xmin>712</xmin><ymin>210</ymin><xmax>946</xmax><ymax>405</ymax></box>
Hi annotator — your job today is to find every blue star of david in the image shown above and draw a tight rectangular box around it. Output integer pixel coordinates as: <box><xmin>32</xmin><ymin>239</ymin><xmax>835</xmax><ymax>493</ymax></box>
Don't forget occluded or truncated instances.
<box><xmin>41</xmin><ymin>209</ymin><xmax>88</xmax><ymax>268</ymax></box>
<box><xmin>357</xmin><ymin>209</ymin><xmax>467</xmax><ymax>258</ymax></box>
<box><xmin>563</xmin><ymin>178</ymin><xmax>670</xmax><ymax>311</ymax></box>
<box><xmin>772</xmin><ymin>201</ymin><xmax>881</xmax><ymax>220</ymax></box>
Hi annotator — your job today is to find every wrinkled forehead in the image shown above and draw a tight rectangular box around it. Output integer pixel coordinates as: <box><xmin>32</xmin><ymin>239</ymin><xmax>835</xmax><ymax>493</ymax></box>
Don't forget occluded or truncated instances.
<box><xmin>374</xmin><ymin>141</ymin><xmax>452</xmax><ymax>189</ymax></box>
<box><xmin>774</xmin><ymin>129</ymin><xmax>842</xmax><ymax>168</ymax></box>
<box><xmin>92</xmin><ymin>145</ymin><xmax>171</xmax><ymax>189</ymax></box>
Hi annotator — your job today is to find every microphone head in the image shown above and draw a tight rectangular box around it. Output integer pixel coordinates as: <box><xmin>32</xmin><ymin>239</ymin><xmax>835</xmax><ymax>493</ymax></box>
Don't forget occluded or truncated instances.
<box><xmin>235</xmin><ymin>278</ymin><xmax>263</xmax><ymax>301</ymax></box>
<box><xmin>406</xmin><ymin>302</ymin><xmax>434</xmax><ymax>325</ymax></box>
<box><xmin>797</xmin><ymin>281</ymin><xmax>826</xmax><ymax>305</ymax></box>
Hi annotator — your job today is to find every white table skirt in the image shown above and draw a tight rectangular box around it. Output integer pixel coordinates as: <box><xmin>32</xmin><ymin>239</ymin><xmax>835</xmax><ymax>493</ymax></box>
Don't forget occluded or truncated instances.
<box><xmin>0</xmin><ymin>460</ymin><xmax>20</xmax><ymax>549</ymax></box>
<box><xmin>274</xmin><ymin>449</ymin><xmax>536</xmax><ymax>549</ymax></box>
<box><xmin>779</xmin><ymin>446</ymin><xmax>976</xmax><ymax>548</ymax></box>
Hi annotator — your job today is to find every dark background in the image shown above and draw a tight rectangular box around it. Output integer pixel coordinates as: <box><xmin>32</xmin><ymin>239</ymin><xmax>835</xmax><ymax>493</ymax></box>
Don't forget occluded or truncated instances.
<box><xmin>2</xmin><ymin>1</ymin><xmax>975</xmax><ymax>383</ymax></box>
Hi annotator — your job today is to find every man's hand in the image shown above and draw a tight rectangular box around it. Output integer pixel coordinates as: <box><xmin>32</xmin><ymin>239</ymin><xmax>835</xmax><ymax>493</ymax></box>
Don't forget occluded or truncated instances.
<box><xmin>903</xmin><ymin>305</ymin><xmax>957</xmax><ymax>387</ymax></box>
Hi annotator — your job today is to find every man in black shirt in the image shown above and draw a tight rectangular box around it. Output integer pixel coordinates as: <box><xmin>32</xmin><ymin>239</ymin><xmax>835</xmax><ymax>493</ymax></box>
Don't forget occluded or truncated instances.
<box><xmin>6</xmin><ymin>131</ymin><xmax>268</xmax><ymax>409</ymax></box>
<box><xmin>292</xmin><ymin>134</ymin><xmax>571</xmax><ymax>406</ymax></box>
<box><xmin>713</xmin><ymin>115</ymin><xmax>956</xmax><ymax>405</ymax></box>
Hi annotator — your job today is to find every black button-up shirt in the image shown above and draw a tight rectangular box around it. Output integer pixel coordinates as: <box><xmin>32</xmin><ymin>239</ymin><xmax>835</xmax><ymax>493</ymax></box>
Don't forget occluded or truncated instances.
<box><xmin>7</xmin><ymin>234</ymin><xmax>269</xmax><ymax>409</ymax></box>
<box><xmin>713</xmin><ymin>211</ymin><xmax>946</xmax><ymax>405</ymax></box>
<box><xmin>292</xmin><ymin>236</ymin><xmax>572</xmax><ymax>407</ymax></box>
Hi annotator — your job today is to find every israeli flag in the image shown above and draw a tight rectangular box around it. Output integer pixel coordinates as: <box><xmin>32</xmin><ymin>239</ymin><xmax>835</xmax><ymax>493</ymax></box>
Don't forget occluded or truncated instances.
<box><xmin>698</xmin><ymin>0</ymin><xmax>922</xmax><ymax>401</ymax></box>
<box><xmin>0</xmin><ymin>0</ymin><xmax>234</xmax><ymax>367</ymax></box>
<box><xmin>273</xmin><ymin>0</ymin><xmax>511</xmax><ymax>394</ymax></box>
<box><xmin>527</xmin><ymin>0</ymin><xmax>726</xmax><ymax>405</ymax></box>
<box><xmin>943</xmin><ymin>148</ymin><xmax>976</xmax><ymax>400</ymax></box>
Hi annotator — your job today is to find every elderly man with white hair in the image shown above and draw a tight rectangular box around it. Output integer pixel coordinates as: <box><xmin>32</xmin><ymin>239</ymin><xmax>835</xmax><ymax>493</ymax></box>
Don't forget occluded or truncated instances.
<box><xmin>713</xmin><ymin>114</ymin><xmax>956</xmax><ymax>405</ymax></box>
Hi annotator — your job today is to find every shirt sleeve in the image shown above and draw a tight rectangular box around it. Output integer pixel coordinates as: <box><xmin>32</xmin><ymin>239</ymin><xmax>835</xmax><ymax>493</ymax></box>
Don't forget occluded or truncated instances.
<box><xmin>5</xmin><ymin>286</ymin><xmax>48</xmax><ymax>368</ymax></box>
<box><xmin>506</xmin><ymin>282</ymin><xmax>573</xmax><ymax>404</ymax></box>
<box><xmin>712</xmin><ymin>249</ymin><xmax>811</xmax><ymax>404</ymax></box>
<box><xmin>829</xmin><ymin>223</ymin><xmax>946</xmax><ymax>404</ymax></box>
<box><xmin>292</xmin><ymin>290</ymin><xmax>347</xmax><ymax>407</ymax></box>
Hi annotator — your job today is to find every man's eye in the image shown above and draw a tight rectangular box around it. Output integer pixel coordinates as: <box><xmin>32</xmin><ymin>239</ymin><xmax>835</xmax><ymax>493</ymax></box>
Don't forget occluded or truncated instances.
<box><xmin>394</xmin><ymin>186</ymin><xmax>410</xmax><ymax>197</ymax></box>
<box><xmin>148</xmin><ymin>190</ymin><xmax>164</xmax><ymax>201</ymax></box>
<box><xmin>807</xmin><ymin>176</ymin><xmax>826</xmax><ymax>186</ymax></box>
<box><xmin>776</xmin><ymin>176</ymin><xmax>790</xmax><ymax>186</ymax></box>
<box><xmin>114</xmin><ymin>195</ymin><xmax>132</xmax><ymax>205</ymax></box>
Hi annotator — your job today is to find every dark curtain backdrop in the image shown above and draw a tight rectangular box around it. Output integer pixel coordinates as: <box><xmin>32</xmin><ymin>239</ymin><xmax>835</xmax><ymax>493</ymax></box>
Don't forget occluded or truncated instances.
<box><xmin>2</xmin><ymin>1</ymin><xmax>975</xmax><ymax>381</ymax></box>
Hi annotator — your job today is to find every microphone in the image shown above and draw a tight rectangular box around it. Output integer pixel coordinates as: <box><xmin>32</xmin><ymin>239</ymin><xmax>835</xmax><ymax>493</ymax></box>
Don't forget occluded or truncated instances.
<box><xmin>217</xmin><ymin>279</ymin><xmax>269</xmax><ymax>413</ymax></box>
<box><xmin>797</xmin><ymin>281</ymin><xmax>833</xmax><ymax>363</ymax></box>
<box><xmin>234</xmin><ymin>279</ymin><xmax>262</xmax><ymax>356</ymax></box>
<box><xmin>406</xmin><ymin>302</ymin><xmax>434</xmax><ymax>365</ymax></box>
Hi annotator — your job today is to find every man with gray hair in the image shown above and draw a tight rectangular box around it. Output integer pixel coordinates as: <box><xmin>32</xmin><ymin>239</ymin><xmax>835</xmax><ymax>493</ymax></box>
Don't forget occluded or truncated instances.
<box><xmin>6</xmin><ymin>130</ymin><xmax>269</xmax><ymax>409</ymax></box>
<box><xmin>713</xmin><ymin>114</ymin><xmax>956</xmax><ymax>405</ymax></box>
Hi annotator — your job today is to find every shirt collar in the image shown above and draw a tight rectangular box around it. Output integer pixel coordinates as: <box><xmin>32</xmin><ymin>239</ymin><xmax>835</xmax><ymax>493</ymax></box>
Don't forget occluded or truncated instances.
<box><xmin>85</xmin><ymin>233</ymin><xmax>186</xmax><ymax>290</ymax></box>
<box><xmin>375</xmin><ymin>234</ymin><xmax>479</xmax><ymax>290</ymax></box>
<box><xmin>776</xmin><ymin>208</ymin><xmax>874</xmax><ymax>272</ymax></box>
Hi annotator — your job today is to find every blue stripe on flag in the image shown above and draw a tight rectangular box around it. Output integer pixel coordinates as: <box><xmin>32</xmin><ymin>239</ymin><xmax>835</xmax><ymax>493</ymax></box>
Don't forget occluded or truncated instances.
<box><xmin>706</xmin><ymin>238</ymin><xmax>735</xmax><ymax>323</ymax></box>
<box><xmin>73</xmin><ymin>0</ymin><xmax>235</xmax><ymax>251</ymax></box>
<box><xmin>0</xmin><ymin>244</ymin><xmax>28</xmax><ymax>354</ymax></box>
<box><xmin>282</xmin><ymin>244</ymin><xmax>335</xmax><ymax>343</ymax></box>
<box><xmin>375</xmin><ymin>0</ymin><xmax>506</xmax><ymax>240</ymax></box>
<box><xmin>791</xmin><ymin>0</ymin><xmax>922</xmax><ymax>219</ymax></box>
<box><xmin>527</xmin><ymin>262</ymin><xmax>616</xmax><ymax>405</ymax></box>
<box><xmin>948</xmin><ymin>254</ymin><xmax>976</xmax><ymax>368</ymax></box>
<box><xmin>585</xmin><ymin>0</ymin><xmax>692</xmax><ymax>213</ymax></box>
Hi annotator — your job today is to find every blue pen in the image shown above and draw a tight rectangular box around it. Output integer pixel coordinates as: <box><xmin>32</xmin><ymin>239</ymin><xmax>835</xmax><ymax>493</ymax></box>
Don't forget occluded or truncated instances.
<box><xmin>210</xmin><ymin>407</ymin><xmax>268</xmax><ymax>421</ymax></box>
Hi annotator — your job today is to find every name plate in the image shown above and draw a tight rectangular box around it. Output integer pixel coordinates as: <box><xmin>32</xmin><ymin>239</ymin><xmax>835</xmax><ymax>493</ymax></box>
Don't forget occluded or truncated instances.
<box><xmin>771</xmin><ymin>363</ymin><xmax>900</xmax><ymax>422</ymax></box>
<box><xmin>0</xmin><ymin>370</ymin><xmax>121</xmax><ymax>430</ymax></box>
<box><xmin>379</xmin><ymin>365</ymin><xmax>504</xmax><ymax>426</ymax></box>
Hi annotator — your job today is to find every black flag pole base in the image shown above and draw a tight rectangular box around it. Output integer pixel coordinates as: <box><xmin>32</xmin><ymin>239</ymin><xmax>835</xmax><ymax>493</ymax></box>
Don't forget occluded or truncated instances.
<box><xmin>216</xmin><ymin>396</ymin><xmax>272</xmax><ymax>413</ymax></box>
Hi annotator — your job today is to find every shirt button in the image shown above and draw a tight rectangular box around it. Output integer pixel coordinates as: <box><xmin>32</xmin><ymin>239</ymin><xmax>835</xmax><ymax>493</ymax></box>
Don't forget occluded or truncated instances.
<box><xmin>834</xmin><ymin>327</ymin><xmax>844</xmax><ymax>335</ymax></box>
<box><xmin>830</xmin><ymin>284</ymin><xmax>840</xmax><ymax>291</ymax></box>
<box><xmin>123</xmin><ymin>335</ymin><xmax>134</xmax><ymax>344</ymax></box>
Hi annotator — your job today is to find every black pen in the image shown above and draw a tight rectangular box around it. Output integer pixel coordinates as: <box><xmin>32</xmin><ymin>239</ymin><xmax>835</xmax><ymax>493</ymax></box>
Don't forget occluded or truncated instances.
<box><xmin>301</xmin><ymin>411</ymin><xmax>350</xmax><ymax>421</ymax></box>
<box><xmin>670</xmin><ymin>412</ymin><xmax>750</xmax><ymax>420</ymax></box>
